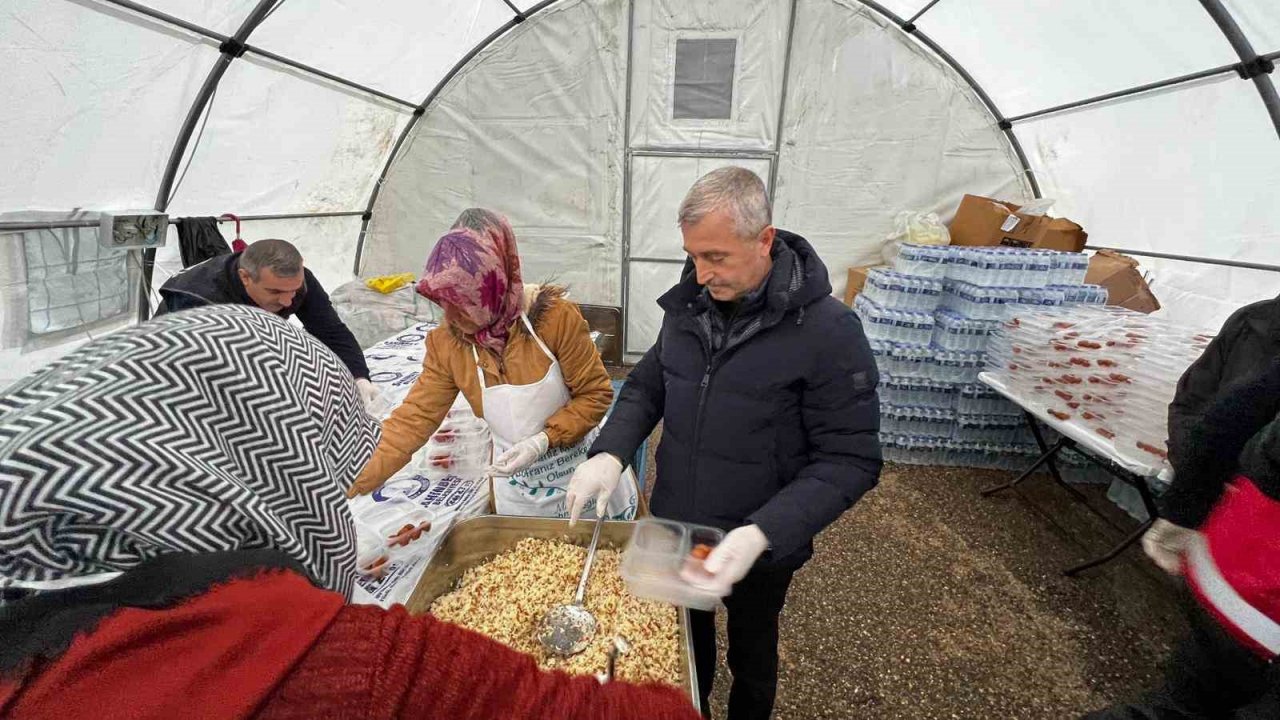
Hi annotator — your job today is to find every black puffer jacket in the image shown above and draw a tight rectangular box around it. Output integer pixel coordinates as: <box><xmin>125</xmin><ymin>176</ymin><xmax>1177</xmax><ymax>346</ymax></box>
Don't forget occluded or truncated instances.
<box><xmin>592</xmin><ymin>231</ymin><xmax>882</xmax><ymax>567</ymax></box>
<box><xmin>156</xmin><ymin>253</ymin><xmax>369</xmax><ymax>380</ymax></box>
<box><xmin>1163</xmin><ymin>356</ymin><xmax>1280</xmax><ymax>528</ymax></box>
<box><xmin>1168</xmin><ymin>296</ymin><xmax>1280</xmax><ymax>467</ymax></box>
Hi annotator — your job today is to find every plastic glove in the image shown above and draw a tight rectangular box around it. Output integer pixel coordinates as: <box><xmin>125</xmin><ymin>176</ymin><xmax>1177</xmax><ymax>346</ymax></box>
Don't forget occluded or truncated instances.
<box><xmin>566</xmin><ymin>453</ymin><xmax>623</xmax><ymax>525</ymax></box>
<box><xmin>488</xmin><ymin>432</ymin><xmax>549</xmax><ymax>477</ymax></box>
<box><xmin>701</xmin><ymin>525</ymin><xmax>770</xmax><ymax>595</ymax></box>
<box><xmin>355</xmin><ymin>378</ymin><xmax>379</xmax><ymax>410</ymax></box>
<box><xmin>1141</xmin><ymin>518</ymin><xmax>1198</xmax><ymax>576</ymax></box>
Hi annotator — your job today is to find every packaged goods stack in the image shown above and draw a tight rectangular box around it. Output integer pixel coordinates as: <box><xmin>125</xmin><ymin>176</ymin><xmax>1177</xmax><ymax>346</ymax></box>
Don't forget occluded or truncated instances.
<box><xmin>984</xmin><ymin>305</ymin><xmax>1214</xmax><ymax>513</ymax></box>
<box><xmin>854</xmin><ymin>243</ymin><xmax>1107</xmax><ymax>471</ymax></box>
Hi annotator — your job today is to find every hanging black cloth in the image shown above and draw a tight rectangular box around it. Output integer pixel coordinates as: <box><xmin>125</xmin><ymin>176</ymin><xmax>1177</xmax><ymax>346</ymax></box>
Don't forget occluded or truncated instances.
<box><xmin>176</xmin><ymin>216</ymin><xmax>231</xmax><ymax>268</ymax></box>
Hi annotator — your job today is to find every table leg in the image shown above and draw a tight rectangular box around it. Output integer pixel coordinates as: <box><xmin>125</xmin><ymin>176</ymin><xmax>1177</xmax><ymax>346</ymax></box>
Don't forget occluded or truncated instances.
<box><xmin>1064</xmin><ymin>516</ymin><xmax>1155</xmax><ymax>577</ymax></box>
<box><xmin>980</xmin><ymin>436</ymin><xmax>1071</xmax><ymax>497</ymax></box>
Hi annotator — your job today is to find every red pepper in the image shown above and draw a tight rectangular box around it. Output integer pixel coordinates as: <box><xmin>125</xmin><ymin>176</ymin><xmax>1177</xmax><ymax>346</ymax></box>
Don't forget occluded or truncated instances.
<box><xmin>1137</xmin><ymin>441</ymin><xmax>1167</xmax><ymax>459</ymax></box>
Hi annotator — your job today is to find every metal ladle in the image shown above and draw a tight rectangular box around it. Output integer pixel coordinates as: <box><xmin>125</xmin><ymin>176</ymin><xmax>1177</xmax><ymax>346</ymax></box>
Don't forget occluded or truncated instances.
<box><xmin>537</xmin><ymin>514</ymin><xmax>604</xmax><ymax>656</ymax></box>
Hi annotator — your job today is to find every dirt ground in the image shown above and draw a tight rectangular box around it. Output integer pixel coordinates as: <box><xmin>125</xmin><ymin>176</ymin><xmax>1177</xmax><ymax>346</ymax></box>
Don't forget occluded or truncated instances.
<box><xmin>637</xmin><ymin>436</ymin><xmax>1183</xmax><ymax>719</ymax></box>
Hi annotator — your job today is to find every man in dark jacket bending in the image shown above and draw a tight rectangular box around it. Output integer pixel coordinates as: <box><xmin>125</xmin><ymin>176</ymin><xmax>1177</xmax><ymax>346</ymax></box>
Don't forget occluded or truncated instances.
<box><xmin>566</xmin><ymin>167</ymin><xmax>883</xmax><ymax>719</ymax></box>
<box><xmin>156</xmin><ymin>238</ymin><xmax>375</xmax><ymax>407</ymax></box>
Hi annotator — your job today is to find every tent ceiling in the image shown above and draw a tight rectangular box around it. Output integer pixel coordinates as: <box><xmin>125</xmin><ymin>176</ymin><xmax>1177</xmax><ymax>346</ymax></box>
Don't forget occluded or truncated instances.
<box><xmin>249</xmin><ymin>0</ymin><xmax>515</xmax><ymax>103</ymax></box>
<box><xmin>2</xmin><ymin>0</ymin><xmax>1279</xmax><ymax>382</ymax></box>
<box><xmin>917</xmin><ymin>1</ymin><xmax>1238</xmax><ymax>118</ymax></box>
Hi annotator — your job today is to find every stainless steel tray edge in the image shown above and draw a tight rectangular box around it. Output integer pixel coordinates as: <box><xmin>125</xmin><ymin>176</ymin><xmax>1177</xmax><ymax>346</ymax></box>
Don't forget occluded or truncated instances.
<box><xmin>404</xmin><ymin>514</ymin><xmax>700</xmax><ymax>713</ymax></box>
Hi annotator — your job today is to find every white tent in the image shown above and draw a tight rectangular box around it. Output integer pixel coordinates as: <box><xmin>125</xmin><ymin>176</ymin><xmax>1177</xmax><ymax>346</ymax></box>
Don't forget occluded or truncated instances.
<box><xmin>2</xmin><ymin>0</ymin><xmax>1278</xmax><ymax>384</ymax></box>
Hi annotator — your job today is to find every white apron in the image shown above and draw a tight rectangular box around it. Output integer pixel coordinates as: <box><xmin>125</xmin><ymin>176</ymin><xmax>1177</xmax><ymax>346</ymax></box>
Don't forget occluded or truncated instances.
<box><xmin>475</xmin><ymin>314</ymin><xmax>638</xmax><ymax>519</ymax></box>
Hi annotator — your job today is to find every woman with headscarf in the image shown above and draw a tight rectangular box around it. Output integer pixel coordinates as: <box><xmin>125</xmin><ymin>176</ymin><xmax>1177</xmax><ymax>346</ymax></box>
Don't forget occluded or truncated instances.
<box><xmin>0</xmin><ymin>305</ymin><xmax>699</xmax><ymax>719</ymax></box>
<box><xmin>348</xmin><ymin>209</ymin><xmax>638</xmax><ymax>519</ymax></box>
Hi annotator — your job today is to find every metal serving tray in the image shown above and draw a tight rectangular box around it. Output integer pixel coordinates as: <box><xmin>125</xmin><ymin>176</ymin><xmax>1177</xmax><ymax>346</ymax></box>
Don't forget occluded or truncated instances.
<box><xmin>404</xmin><ymin>515</ymin><xmax>699</xmax><ymax>711</ymax></box>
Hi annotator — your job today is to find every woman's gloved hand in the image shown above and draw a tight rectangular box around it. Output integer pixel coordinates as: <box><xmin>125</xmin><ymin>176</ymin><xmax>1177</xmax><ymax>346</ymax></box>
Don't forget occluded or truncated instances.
<box><xmin>701</xmin><ymin>525</ymin><xmax>770</xmax><ymax>595</ymax></box>
<box><xmin>1141</xmin><ymin>518</ymin><xmax>1199</xmax><ymax>575</ymax></box>
<box><xmin>488</xmin><ymin>432</ymin><xmax>549</xmax><ymax>477</ymax></box>
<box><xmin>355</xmin><ymin>378</ymin><xmax>380</xmax><ymax>411</ymax></box>
<box><xmin>566</xmin><ymin>453</ymin><xmax>623</xmax><ymax>524</ymax></box>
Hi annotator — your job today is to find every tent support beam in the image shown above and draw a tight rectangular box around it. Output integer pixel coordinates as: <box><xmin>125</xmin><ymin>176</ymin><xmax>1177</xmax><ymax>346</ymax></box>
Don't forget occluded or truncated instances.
<box><xmin>144</xmin><ymin>0</ymin><xmax>279</xmax><ymax>323</ymax></box>
<box><xmin>0</xmin><ymin>211</ymin><xmax>367</xmax><ymax>235</ymax></box>
<box><xmin>631</xmin><ymin>147</ymin><xmax>776</xmax><ymax>160</ymax></box>
<box><xmin>239</xmin><ymin>45</ymin><xmax>418</xmax><ymax>109</ymax></box>
<box><xmin>1085</xmin><ymin>246</ymin><xmax>1280</xmax><ymax>275</ymax></box>
<box><xmin>620</xmin><ymin>0</ymin><xmax>639</xmax><ymax>357</ymax></box>
<box><xmin>904</xmin><ymin>0</ymin><xmax>944</xmax><ymax>29</ymax></box>
<box><xmin>768</xmin><ymin>0</ymin><xmax>800</xmax><ymax>202</ymax></box>
<box><xmin>151</xmin><ymin>0</ymin><xmax>279</xmax><ymax>214</ymax></box>
<box><xmin>90</xmin><ymin>1</ymin><xmax>418</xmax><ymax>111</ymax></box>
<box><xmin>96</xmin><ymin>0</ymin><xmax>228</xmax><ymax>43</ymax></box>
<box><xmin>1006</xmin><ymin>62</ymin><xmax>1245</xmax><ymax>124</ymax></box>
<box><xmin>1199</xmin><ymin>0</ymin><xmax>1280</xmax><ymax>140</ymax></box>
<box><xmin>853</xmin><ymin>0</ymin><xmax>1042</xmax><ymax>198</ymax></box>
<box><xmin>352</xmin><ymin>0</ymin><xmax>561</xmax><ymax>275</ymax></box>
<box><xmin>499</xmin><ymin>0</ymin><xmax>526</xmax><ymax>21</ymax></box>
<box><xmin>629</xmin><ymin>257</ymin><xmax>686</xmax><ymax>265</ymax></box>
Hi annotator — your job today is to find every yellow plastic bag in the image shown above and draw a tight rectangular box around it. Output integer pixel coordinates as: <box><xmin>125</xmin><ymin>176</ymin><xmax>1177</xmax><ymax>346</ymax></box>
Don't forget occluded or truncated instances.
<box><xmin>365</xmin><ymin>273</ymin><xmax>417</xmax><ymax>294</ymax></box>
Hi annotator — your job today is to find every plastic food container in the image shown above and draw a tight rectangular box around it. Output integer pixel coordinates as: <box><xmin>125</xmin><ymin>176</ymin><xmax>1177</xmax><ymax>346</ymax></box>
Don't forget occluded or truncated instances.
<box><xmin>354</xmin><ymin>499</ymin><xmax>435</xmax><ymax>577</ymax></box>
<box><xmin>621</xmin><ymin>518</ymin><xmax>726</xmax><ymax>611</ymax></box>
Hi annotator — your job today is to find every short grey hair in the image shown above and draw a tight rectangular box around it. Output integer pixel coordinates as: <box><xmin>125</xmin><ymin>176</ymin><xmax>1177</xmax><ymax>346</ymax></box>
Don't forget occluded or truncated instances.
<box><xmin>677</xmin><ymin>166</ymin><xmax>772</xmax><ymax>239</ymax></box>
<box><xmin>240</xmin><ymin>238</ymin><xmax>303</xmax><ymax>280</ymax></box>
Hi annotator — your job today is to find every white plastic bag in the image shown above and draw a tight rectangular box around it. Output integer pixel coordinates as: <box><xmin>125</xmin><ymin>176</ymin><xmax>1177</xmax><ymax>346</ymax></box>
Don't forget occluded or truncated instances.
<box><xmin>882</xmin><ymin>211</ymin><xmax>951</xmax><ymax>264</ymax></box>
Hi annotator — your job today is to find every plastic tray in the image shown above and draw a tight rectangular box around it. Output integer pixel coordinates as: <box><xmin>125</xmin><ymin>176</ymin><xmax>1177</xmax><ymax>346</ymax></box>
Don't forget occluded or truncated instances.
<box><xmin>621</xmin><ymin>518</ymin><xmax>726</xmax><ymax>611</ymax></box>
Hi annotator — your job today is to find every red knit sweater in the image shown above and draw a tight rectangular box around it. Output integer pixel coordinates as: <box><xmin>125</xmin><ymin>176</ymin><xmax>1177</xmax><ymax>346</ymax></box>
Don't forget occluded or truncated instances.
<box><xmin>0</xmin><ymin>571</ymin><xmax>701</xmax><ymax>720</ymax></box>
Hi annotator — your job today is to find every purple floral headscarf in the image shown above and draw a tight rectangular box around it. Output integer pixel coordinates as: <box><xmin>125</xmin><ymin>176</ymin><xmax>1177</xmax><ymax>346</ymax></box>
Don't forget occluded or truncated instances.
<box><xmin>416</xmin><ymin>211</ymin><xmax>524</xmax><ymax>355</ymax></box>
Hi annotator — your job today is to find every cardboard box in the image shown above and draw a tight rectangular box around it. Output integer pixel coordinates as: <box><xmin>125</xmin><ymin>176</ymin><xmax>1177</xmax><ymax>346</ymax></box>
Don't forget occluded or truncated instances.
<box><xmin>1085</xmin><ymin>250</ymin><xmax>1161</xmax><ymax>314</ymax></box>
<box><xmin>844</xmin><ymin>265</ymin><xmax>881</xmax><ymax>307</ymax></box>
<box><xmin>949</xmin><ymin>194</ymin><xmax>1088</xmax><ymax>252</ymax></box>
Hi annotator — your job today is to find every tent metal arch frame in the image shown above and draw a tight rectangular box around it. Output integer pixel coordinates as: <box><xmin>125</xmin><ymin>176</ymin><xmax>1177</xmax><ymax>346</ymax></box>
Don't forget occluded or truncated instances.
<box><xmin>352</xmin><ymin>0</ymin><xmax>558</xmax><ymax>274</ymax></box>
<box><xmin>8</xmin><ymin>0</ymin><xmax>1278</xmax><ymax>326</ymax></box>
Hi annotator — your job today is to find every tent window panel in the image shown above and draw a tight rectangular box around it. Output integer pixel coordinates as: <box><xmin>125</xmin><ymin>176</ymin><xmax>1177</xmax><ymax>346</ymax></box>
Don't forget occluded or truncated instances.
<box><xmin>673</xmin><ymin>38</ymin><xmax>737</xmax><ymax>120</ymax></box>
<box><xmin>23</xmin><ymin>228</ymin><xmax>129</xmax><ymax>336</ymax></box>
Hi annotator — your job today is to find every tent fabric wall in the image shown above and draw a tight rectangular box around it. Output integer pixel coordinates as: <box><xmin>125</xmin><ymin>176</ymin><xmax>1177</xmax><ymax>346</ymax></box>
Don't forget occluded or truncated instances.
<box><xmin>2</xmin><ymin>0</ymin><xmax>1279</xmax><ymax>383</ymax></box>
<box><xmin>1014</xmin><ymin>73</ymin><xmax>1280</xmax><ymax>331</ymax></box>
<box><xmin>363</xmin><ymin>0</ymin><xmax>628</xmax><ymax>307</ymax></box>
<box><xmin>626</xmin><ymin>260</ymin><xmax>683</xmax><ymax>355</ymax></box>
<box><xmin>1</xmin><ymin>221</ymin><xmax>140</xmax><ymax>388</ymax></box>
<box><xmin>773</xmin><ymin>0</ymin><xmax>1033</xmax><ymax>300</ymax></box>
<box><xmin>249</xmin><ymin>0</ymin><xmax>513</xmax><ymax>102</ymax></box>
<box><xmin>162</xmin><ymin>56</ymin><xmax>414</xmax><ymax>216</ymax></box>
<box><xmin>0</xmin><ymin>0</ymin><xmax>217</xmax><ymax>214</ymax></box>
<box><xmin>629</xmin><ymin>156</ymin><xmax>773</xmax><ymax>261</ymax></box>
<box><xmin>916</xmin><ymin>1</ymin><xmax>1237</xmax><ymax>118</ymax></box>
<box><xmin>629</xmin><ymin>0</ymin><xmax>791</xmax><ymax>151</ymax></box>
<box><xmin>149</xmin><ymin>215</ymin><xmax>366</xmax><ymax>303</ymax></box>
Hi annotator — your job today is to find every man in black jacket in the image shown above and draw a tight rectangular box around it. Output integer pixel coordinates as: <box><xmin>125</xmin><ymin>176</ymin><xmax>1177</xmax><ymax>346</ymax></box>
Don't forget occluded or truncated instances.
<box><xmin>156</xmin><ymin>239</ymin><xmax>374</xmax><ymax>406</ymax></box>
<box><xmin>567</xmin><ymin>167</ymin><xmax>882</xmax><ymax>719</ymax></box>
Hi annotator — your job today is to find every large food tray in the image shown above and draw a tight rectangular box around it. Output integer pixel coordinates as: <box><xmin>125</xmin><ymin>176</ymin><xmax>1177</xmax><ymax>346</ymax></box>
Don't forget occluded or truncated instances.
<box><xmin>405</xmin><ymin>515</ymin><xmax>700</xmax><ymax>711</ymax></box>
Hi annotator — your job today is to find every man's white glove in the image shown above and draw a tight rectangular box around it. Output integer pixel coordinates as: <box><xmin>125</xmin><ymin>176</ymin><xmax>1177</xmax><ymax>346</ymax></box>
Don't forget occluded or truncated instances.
<box><xmin>700</xmin><ymin>525</ymin><xmax>770</xmax><ymax>595</ymax></box>
<box><xmin>1141</xmin><ymin>518</ymin><xmax>1198</xmax><ymax>576</ymax></box>
<box><xmin>566</xmin><ymin>453</ymin><xmax>623</xmax><ymax>525</ymax></box>
<box><xmin>355</xmin><ymin>378</ymin><xmax>379</xmax><ymax>410</ymax></box>
<box><xmin>488</xmin><ymin>432</ymin><xmax>549</xmax><ymax>477</ymax></box>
